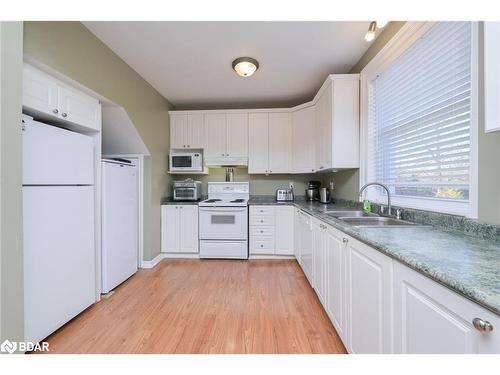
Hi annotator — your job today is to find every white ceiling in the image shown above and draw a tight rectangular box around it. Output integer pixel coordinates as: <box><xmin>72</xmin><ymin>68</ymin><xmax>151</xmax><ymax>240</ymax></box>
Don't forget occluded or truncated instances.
<box><xmin>83</xmin><ymin>21</ymin><xmax>372</xmax><ymax>109</ymax></box>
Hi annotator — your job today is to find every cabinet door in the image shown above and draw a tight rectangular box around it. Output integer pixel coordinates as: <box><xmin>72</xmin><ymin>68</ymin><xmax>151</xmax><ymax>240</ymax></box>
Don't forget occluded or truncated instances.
<box><xmin>346</xmin><ymin>238</ymin><xmax>393</xmax><ymax>353</ymax></box>
<box><xmin>315</xmin><ymin>84</ymin><xmax>332</xmax><ymax>171</ymax></box>
<box><xmin>275</xmin><ymin>206</ymin><xmax>294</xmax><ymax>255</ymax></box>
<box><xmin>326</xmin><ymin>227</ymin><xmax>347</xmax><ymax>342</ymax></box>
<box><xmin>170</xmin><ymin>114</ymin><xmax>187</xmax><ymax>149</ymax></box>
<box><xmin>58</xmin><ymin>86</ymin><xmax>101</xmax><ymax>131</ymax></box>
<box><xmin>292</xmin><ymin>106</ymin><xmax>316</xmax><ymax>173</ymax></box>
<box><xmin>23</xmin><ymin>64</ymin><xmax>59</xmax><ymax>119</ymax></box>
<box><xmin>312</xmin><ymin>220</ymin><xmax>326</xmax><ymax>305</ymax></box>
<box><xmin>226</xmin><ymin>113</ymin><xmax>248</xmax><ymax>159</ymax></box>
<box><xmin>178</xmin><ymin>205</ymin><xmax>199</xmax><ymax>253</ymax></box>
<box><xmin>394</xmin><ymin>262</ymin><xmax>500</xmax><ymax>354</ymax></box>
<box><xmin>299</xmin><ymin>212</ymin><xmax>313</xmax><ymax>285</ymax></box>
<box><xmin>186</xmin><ymin>113</ymin><xmax>204</xmax><ymax>149</ymax></box>
<box><xmin>204</xmin><ymin>113</ymin><xmax>227</xmax><ymax>159</ymax></box>
<box><xmin>161</xmin><ymin>205</ymin><xmax>179</xmax><ymax>253</ymax></box>
<box><xmin>248</xmin><ymin>113</ymin><xmax>269</xmax><ymax>173</ymax></box>
<box><xmin>294</xmin><ymin>209</ymin><xmax>302</xmax><ymax>262</ymax></box>
<box><xmin>268</xmin><ymin>112</ymin><xmax>292</xmax><ymax>173</ymax></box>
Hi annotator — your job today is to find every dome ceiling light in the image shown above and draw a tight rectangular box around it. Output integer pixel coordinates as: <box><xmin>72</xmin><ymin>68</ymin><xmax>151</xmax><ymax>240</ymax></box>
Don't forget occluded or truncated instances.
<box><xmin>232</xmin><ymin>57</ymin><xmax>259</xmax><ymax>77</ymax></box>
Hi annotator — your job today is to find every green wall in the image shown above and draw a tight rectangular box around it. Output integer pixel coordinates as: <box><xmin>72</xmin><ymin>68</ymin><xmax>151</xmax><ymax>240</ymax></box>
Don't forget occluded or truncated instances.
<box><xmin>477</xmin><ymin>22</ymin><xmax>500</xmax><ymax>224</ymax></box>
<box><xmin>0</xmin><ymin>21</ymin><xmax>24</xmax><ymax>344</ymax></box>
<box><xmin>23</xmin><ymin>21</ymin><xmax>172</xmax><ymax>261</ymax></box>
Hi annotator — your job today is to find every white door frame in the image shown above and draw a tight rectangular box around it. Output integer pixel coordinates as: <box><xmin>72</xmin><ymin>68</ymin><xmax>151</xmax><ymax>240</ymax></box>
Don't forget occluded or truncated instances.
<box><xmin>102</xmin><ymin>154</ymin><xmax>145</xmax><ymax>267</ymax></box>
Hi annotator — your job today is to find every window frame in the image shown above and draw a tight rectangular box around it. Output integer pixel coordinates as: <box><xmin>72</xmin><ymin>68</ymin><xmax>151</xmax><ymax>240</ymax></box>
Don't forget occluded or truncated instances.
<box><xmin>359</xmin><ymin>21</ymin><xmax>479</xmax><ymax>218</ymax></box>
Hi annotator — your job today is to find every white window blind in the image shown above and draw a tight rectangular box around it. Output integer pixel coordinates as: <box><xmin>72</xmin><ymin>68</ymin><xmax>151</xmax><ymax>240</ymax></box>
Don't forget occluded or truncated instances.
<box><xmin>367</xmin><ymin>22</ymin><xmax>472</xmax><ymax>204</ymax></box>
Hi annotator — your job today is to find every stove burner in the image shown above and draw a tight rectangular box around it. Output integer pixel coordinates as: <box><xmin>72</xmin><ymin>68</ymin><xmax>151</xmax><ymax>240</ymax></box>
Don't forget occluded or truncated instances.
<box><xmin>204</xmin><ymin>199</ymin><xmax>222</xmax><ymax>203</ymax></box>
<box><xmin>230</xmin><ymin>199</ymin><xmax>245</xmax><ymax>203</ymax></box>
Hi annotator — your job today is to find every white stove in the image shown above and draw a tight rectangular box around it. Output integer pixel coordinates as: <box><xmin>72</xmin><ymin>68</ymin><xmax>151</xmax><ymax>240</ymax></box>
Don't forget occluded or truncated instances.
<box><xmin>199</xmin><ymin>182</ymin><xmax>249</xmax><ymax>259</ymax></box>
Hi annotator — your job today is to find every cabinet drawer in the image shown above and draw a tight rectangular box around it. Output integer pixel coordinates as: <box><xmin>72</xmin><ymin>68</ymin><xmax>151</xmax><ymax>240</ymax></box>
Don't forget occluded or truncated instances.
<box><xmin>250</xmin><ymin>206</ymin><xmax>274</xmax><ymax>216</ymax></box>
<box><xmin>250</xmin><ymin>239</ymin><xmax>275</xmax><ymax>254</ymax></box>
<box><xmin>250</xmin><ymin>215</ymin><xmax>275</xmax><ymax>226</ymax></box>
<box><xmin>250</xmin><ymin>226</ymin><xmax>274</xmax><ymax>237</ymax></box>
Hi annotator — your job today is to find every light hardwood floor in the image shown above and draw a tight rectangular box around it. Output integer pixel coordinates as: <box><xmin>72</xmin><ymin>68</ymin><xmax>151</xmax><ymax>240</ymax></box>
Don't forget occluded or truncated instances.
<box><xmin>38</xmin><ymin>259</ymin><xmax>347</xmax><ymax>354</ymax></box>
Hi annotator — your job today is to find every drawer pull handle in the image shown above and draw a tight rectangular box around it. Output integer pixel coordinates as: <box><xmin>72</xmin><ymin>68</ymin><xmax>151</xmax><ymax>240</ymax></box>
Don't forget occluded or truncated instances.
<box><xmin>473</xmin><ymin>318</ymin><xmax>493</xmax><ymax>332</ymax></box>
<box><xmin>342</xmin><ymin>238</ymin><xmax>348</xmax><ymax>244</ymax></box>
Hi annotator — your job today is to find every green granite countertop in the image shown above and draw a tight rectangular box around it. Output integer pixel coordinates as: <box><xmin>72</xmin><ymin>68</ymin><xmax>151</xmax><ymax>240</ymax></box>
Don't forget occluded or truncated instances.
<box><xmin>248</xmin><ymin>196</ymin><xmax>500</xmax><ymax>315</ymax></box>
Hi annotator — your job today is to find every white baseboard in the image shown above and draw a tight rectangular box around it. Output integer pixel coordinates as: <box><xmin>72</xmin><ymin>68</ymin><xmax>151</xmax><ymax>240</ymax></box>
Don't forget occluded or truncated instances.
<box><xmin>248</xmin><ymin>254</ymin><xmax>296</xmax><ymax>260</ymax></box>
<box><xmin>162</xmin><ymin>253</ymin><xmax>200</xmax><ymax>259</ymax></box>
<box><xmin>141</xmin><ymin>253</ymin><xmax>165</xmax><ymax>269</ymax></box>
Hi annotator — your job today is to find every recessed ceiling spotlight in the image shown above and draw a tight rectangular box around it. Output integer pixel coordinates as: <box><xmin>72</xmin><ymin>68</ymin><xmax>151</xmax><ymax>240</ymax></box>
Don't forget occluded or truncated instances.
<box><xmin>232</xmin><ymin>57</ymin><xmax>259</xmax><ymax>77</ymax></box>
<box><xmin>365</xmin><ymin>21</ymin><xmax>377</xmax><ymax>42</ymax></box>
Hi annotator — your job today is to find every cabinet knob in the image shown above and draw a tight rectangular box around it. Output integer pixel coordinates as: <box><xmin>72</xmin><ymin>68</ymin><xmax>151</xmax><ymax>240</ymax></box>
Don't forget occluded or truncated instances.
<box><xmin>260</xmin><ymin>220</ymin><xmax>264</xmax><ymax>223</ymax></box>
<box><xmin>187</xmin><ymin>145</ymin><xmax>190</xmax><ymax>148</ymax></box>
<box><xmin>473</xmin><ymin>318</ymin><xmax>493</xmax><ymax>332</ymax></box>
<box><xmin>260</xmin><ymin>230</ymin><xmax>263</xmax><ymax>233</ymax></box>
<box><xmin>270</xmin><ymin>170</ymin><xmax>272</xmax><ymax>173</ymax></box>
<box><xmin>226</xmin><ymin>153</ymin><xmax>229</xmax><ymax>156</ymax></box>
<box><xmin>175</xmin><ymin>206</ymin><xmax>178</xmax><ymax>209</ymax></box>
<box><xmin>222</xmin><ymin>153</ymin><xmax>225</xmax><ymax>157</ymax></box>
<box><xmin>52</xmin><ymin>108</ymin><xmax>59</xmax><ymax>114</ymax></box>
<box><xmin>61</xmin><ymin>113</ymin><xmax>67</xmax><ymax>118</ymax></box>
<box><xmin>183</xmin><ymin>145</ymin><xmax>186</xmax><ymax>148</ymax></box>
<box><xmin>260</xmin><ymin>244</ymin><xmax>264</xmax><ymax>248</ymax></box>
<box><xmin>342</xmin><ymin>238</ymin><xmax>348</xmax><ymax>244</ymax></box>
<box><xmin>180</xmin><ymin>206</ymin><xmax>183</xmax><ymax>209</ymax></box>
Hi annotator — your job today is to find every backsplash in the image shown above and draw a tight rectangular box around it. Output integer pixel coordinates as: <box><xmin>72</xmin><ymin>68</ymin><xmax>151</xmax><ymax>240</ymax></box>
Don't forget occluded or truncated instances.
<box><xmin>170</xmin><ymin>168</ymin><xmax>318</xmax><ymax>196</ymax></box>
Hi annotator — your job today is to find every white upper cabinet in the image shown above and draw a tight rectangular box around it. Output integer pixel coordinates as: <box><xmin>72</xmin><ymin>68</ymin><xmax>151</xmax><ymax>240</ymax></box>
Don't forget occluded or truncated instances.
<box><xmin>226</xmin><ymin>113</ymin><xmax>248</xmax><ymax>159</ymax></box>
<box><xmin>23</xmin><ymin>64</ymin><xmax>101</xmax><ymax>131</ymax></box>
<box><xmin>248</xmin><ymin>113</ymin><xmax>269</xmax><ymax>173</ymax></box>
<box><xmin>248</xmin><ymin>112</ymin><xmax>292</xmax><ymax>174</ymax></box>
<box><xmin>292</xmin><ymin>106</ymin><xmax>316</xmax><ymax>173</ymax></box>
<box><xmin>170</xmin><ymin>113</ymin><xmax>204</xmax><ymax>149</ymax></box>
<box><xmin>187</xmin><ymin>113</ymin><xmax>204</xmax><ymax>149</ymax></box>
<box><xmin>170</xmin><ymin>113</ymin><xmax>187</xmax><ymax>149</ymax></box>
<box><xmin>167</xmin><ymin>74</ymin><xmax>359</xmax><ymax>173</ymax></box>
<box><xmin>268</xmin><ymin>112</ymin><xmax>292</xmax><ymax>173</ymax></box>
<box><xmin>204</xmin><ymin>113</ymin><xmax>227</xmax><ymax>159</ymax></box>
<box><xmin>315</xmin><ymin>75</ymin><xmax>359</xmax><ymax>171</ymax></box>
<box><xmin>393</xmin><ymin>262</ymin><xmax>499</xmax><ymax>354</ymax></box>
<box><xmin>202</xmin><ymin>112</ymin><xmax>248</xmax><ymax>166</ymax></box>
<box><xmin>23</xmin><ymin>64</ymin><xmax>59</xmax><ymax>117</ymax></box>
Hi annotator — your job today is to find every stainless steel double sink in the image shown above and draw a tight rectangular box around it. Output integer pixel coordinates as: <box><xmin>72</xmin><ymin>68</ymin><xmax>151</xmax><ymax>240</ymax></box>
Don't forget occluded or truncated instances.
<box><xmin>324</xmin><ymin>209</ymin><xmax>420</xmax><ymax>228</ymax></box>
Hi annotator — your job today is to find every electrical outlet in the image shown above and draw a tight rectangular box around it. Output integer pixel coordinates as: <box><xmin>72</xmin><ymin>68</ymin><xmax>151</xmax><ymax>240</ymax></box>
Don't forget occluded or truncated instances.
<box><xmin>289</xmin><ymin>181</ymin><xmax>294</xmax><ymax>190</ymax></box>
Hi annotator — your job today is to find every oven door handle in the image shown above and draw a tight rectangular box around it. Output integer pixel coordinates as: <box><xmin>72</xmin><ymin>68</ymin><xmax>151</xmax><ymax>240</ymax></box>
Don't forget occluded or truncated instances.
<box><xmin>199</xmin><ymin>207</ymin><xmax>247</xmax><ymax>213</ymax></box>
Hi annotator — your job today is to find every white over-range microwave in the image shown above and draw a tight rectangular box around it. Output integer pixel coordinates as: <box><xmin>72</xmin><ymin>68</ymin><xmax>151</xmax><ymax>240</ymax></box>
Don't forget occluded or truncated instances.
<box><xmin>169</xmin><ymin>150</ymin><xmax>203</xmax><ymax>172</ymax></box>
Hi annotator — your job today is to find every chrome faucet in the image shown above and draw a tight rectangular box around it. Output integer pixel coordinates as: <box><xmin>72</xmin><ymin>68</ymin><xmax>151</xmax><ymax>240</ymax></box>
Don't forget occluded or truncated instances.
<box><xmin>358</xmin><ymin>182</ymin><xmax>391</xmax><ymax>217</ymax></box>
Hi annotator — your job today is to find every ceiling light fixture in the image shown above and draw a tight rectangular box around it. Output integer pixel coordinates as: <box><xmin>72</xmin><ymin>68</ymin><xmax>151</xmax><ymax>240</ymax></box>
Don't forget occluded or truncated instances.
<box><xmin>376</xmin><ymin>21</ymin><xmax>388</xmax><ymax>28</ymax></box>
<box><xmin>364</xmin><ymin>21</ymin><xmax>377</xmax><ymax>42</ymax></box>
<box><xmin>232</xmin><ymin>57</ymin><xmax>259</xmax><ymax>77</ymax></box>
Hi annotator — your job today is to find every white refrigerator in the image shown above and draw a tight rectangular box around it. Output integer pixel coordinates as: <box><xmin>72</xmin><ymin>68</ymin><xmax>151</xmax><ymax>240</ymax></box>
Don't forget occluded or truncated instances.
<box><xmin>22</xmin><ymin>115</ymin><xmax>96</xmax><ymax>343</ymax></box>
<box><xmin>101</xmin><ymin>159</ymin><xmax>138</xmax><ymax>294</ymax></box>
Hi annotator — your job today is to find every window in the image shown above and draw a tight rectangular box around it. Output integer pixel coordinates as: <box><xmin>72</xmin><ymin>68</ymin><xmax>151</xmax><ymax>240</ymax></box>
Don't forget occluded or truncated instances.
<box><xmin>364</xmin><ymin>22</ymin><xmax>477</xmax><ymax>216</ymax></box>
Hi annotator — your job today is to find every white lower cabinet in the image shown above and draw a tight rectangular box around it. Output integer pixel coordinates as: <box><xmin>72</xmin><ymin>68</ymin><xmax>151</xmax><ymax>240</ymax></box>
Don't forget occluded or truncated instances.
<box><xmin>298</xmin><ymin>210</ymin><xmax>313</xmax><ymax>285</ymax></box>
<box><xmin>312</xmin><ymin>219</ymin><xmax>327</xmax><ymax>306</ymax></box>
<box><xmin>249</xmin><ymin>205</ymin><xmax>294</xmax><ymax>255</ymax></box>
<box><xmin>345</xmin><ymin>237</ymin><xmax>393</xmax><ymax>353</ymax></box>
<box><xmin>293</xmin><ymin>208</ymin><xmax>302</xmax><ymax>264</ymax></box>
<box><xmin>161</xmin><ymin>205</ymin><xmax>199</xmax><ymax>254</ymax></box>
<box><xmin>393</xmin><ymin>262</ymin><xmax>500</xmax><ymax>354</ymax></box>
<box><xmin>325</xmin><ymin>226</ymin><xmax>347</xmax><ymax>343</ymax></box>
<box><xmin>293</xmin><ymin>209</ymin><xmax>500</xmax><ymax>354</ymax></box>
